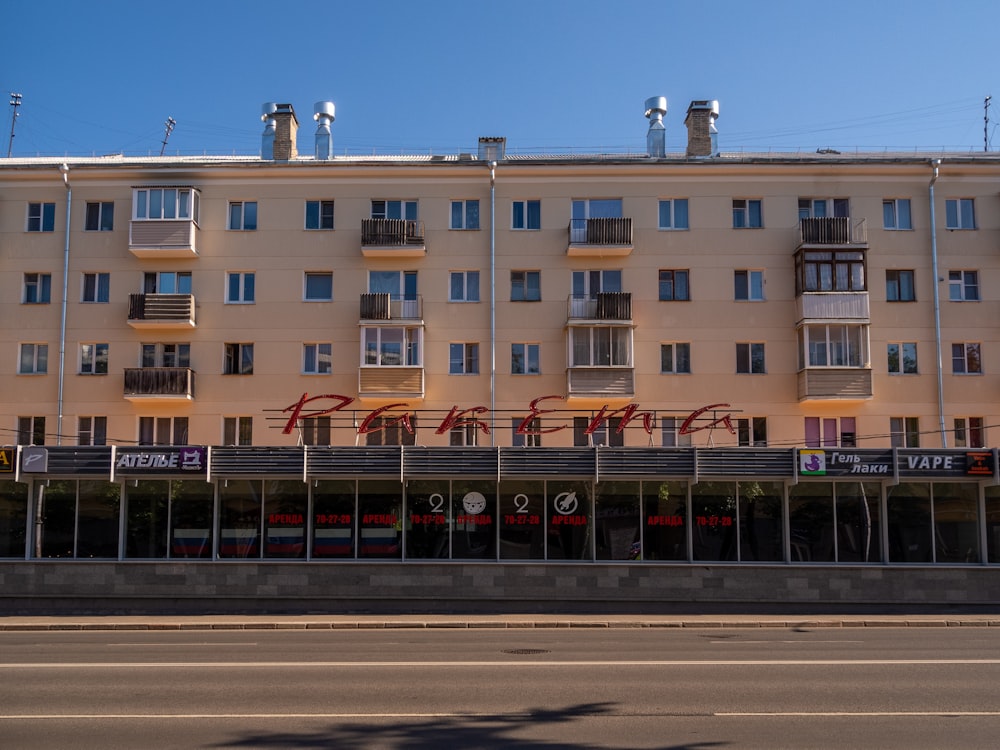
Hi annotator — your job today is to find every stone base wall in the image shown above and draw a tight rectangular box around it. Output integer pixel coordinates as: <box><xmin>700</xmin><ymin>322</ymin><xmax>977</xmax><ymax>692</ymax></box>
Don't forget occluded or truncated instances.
<box><xmin>1</xmin><ymin>562</ymin><xmax>999</xmax><ymax>615</ymax></box>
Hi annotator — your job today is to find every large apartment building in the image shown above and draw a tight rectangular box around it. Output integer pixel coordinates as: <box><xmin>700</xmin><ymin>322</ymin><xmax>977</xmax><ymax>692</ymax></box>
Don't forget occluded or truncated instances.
<box><xmin>1</xmin><ymin>97</ymin><xmax>999</xmax><ymax>589</ymax></box>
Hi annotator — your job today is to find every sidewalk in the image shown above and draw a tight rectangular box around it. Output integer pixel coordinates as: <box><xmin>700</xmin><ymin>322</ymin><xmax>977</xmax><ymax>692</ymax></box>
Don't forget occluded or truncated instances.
<box><xmin>2</xmin><ymin>613</ymin><xmax>1000</xmax><ymax>631</ymax></box>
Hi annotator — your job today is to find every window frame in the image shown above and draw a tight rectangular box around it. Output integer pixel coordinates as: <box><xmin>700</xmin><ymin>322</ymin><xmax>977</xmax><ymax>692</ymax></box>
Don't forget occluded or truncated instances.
<box><xmin>449</xmin><ymin>342</ymin><xmax>480</xmax><ymax>375</ymax></box>
<box><xmin>450</xmin><ymin>199</ymin><xmax>480</xmax><ymax>230</ymax></box>
<box><xmin>305</xmin><ymin>200</ymin><xmax>335</xmax><ymax>230</ymax></box>
<box><xmin>954</xmin><ymin>417</ymin><xmax>986</xmax><ymax>449</ymax></box>
<box><xmin>223</xmin><ymin>416</ymin><xmax>254</xmax><ymax>446</ymax></box>
<box><xmin>303</xmin><ymin>272</ymin><xmax>333</xmax><ymax>302</ymax></box>
<box><xmin>511</xmin><ymin>199</ymin><xmax>541</xmax><ymax>230</ymax></box>
<box><xmin>886</xmin><ymin>270</ymin><xmax>915</xmax><ymax>302</ymax></box>
<box><xmin>661</xmin><ymin>417</ymin><xmax>693</xmax><ymax>448</ymax></box>
<box><xmin>223</xmin><ymin>343</ymin><xmax>254</xmax><ymax>375</ymax></box>
<box><xmin>226</xmin><ymin>271</ymin><xmax>256</xmax><ymax>304</ymax></box>
<box><xmin>951</xmin><ymin>342</ymin><xmax>982</xmax><ymax>375</ymax></box>
<box><xmin>84</xmin><ymin>201</ymin><xmax>115</xmax><ymax>232</ymax></box>
<box><xmin>658</xmin><ymin>198</ymin><xmax>689</xmax><ymax>230</ymax></box>
<box><xmin>736</xmin><ymin>417</ymin><xmax>768</xmax><ymax>447</ymax></box>
<box><xmin>882</xmin><ymin>198</ymin><xmax>912</xmax><ymax>230</ymax></box>
<box><xmin>138</xmin><ymin>416</ymin><xmax>189</xmax><ymax>446</ymax></box>
<box><xmin>734</xmin><ymin>269</ymin><xmax>764</xmax><ymax>301</ymax></box>
<box><xmin>658</xmin><ymin>269</ymin><xmax>690</xmax><ymax>301</ymax></box>
<box><xmin>23</xmin><ymin>273</ymin><xmax>52</xmax><ymax>304</ymax></box>
<box><xmin>569</xmin><ymin>326</ymin><xmax>632</xmax><ymax>368</ymax></box>
<box><xmin>371</xmin><ymin>200</ymin><xmax>417</xmax><ymax>220</ymax></box>
<box><xmin>511</xmin><ymin>343</ymin><xmax>540</xmax><ymax>375</ymax></box>
<box><xmin>887</xmin><ymin>342</ymin><xmax>918</xmax><ymax>375</ymax></box>
<box><xmin>132</xmin><ymin>188</ymin><xmax>197</xmax><ymax>222</ymax></box>
<box><xmin>26</xmin><ymin>202</ymin><xmax>56</xmax><ymax>232</ymax></box>
<box><xmin>362</xmin><ymin>327</ymin><xmax>422</xmax><ymax>367</ymax></box>
<box><xmin>660</xmin><ymin>342</ymin><xmax>692</xmax><ymax>374</ymax></box>
<box><xmin>799</xmin><ymin>324</ymin><xmax>868</xmax><ymax>369</ymax></box>
<box><xmin>732</xmin><ymin>198</ymin><xmax>762</xmax><ymax>229</ymax></box>
<box><xmin>945</xmin><ymin>198</ymin><xmax>976</xmax><ymax>230</ymax></box>
<box><xmin>303</xmin><ymin>343</ymin><xmax>332</xmax><ymax>375</ymax></box>
<box><xmin>17</xmin><ymin>416</ymin><xmax>46</xmax><ymax>446</ymax></box>
<box><xmin>228</xmin><ymin>200</ymin><xmax>258</xmax><ymax>231</ymax></box>
<box><xmin>78</xmin><ymin>416</ymin><xmax>108</xmax><ymax>446</ymax></box>
<box><xmin>510</xmin><ymin>270</ymin><xmax>541</xmax><ymax>302</ymax></box>
<box><xmin>19</xmin><ymin>343</ymin><xmax>49</xmax><ymax>375</ymax></box>
<box><xmin>736</xmin><ymin>342</ymin><xmax>765</xmax><ymax>374</ymax></box>
<box><xmin>80</xmin><ymin>343</ymin><xmax>109</xmax><ymax>375</ymax></box>
<box><xmin>948</xmin><ymin>270</ymin><xmax>979</xmax><ymax>301</ymax></box>
<box><xmin>82</xmin><ymin>272</ymin><xmax>110</xmax><ymax>303</ymax></box>
<box><xmin>890</xmin><ymin>416</ymin><xmax>920</xmax><ymax>448</ymax></box>
<box><xmin>449</xmin><ymin>271</ymin><xmax>480</xmax><ymax>302</ymax></box>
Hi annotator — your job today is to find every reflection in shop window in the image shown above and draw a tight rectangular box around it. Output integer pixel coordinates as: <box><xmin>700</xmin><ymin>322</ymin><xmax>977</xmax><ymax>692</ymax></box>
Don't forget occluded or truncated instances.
<box><xmin>641</xmin><ymin>480</ymin><xmax>687</xmax><ymax>561</ymax></box>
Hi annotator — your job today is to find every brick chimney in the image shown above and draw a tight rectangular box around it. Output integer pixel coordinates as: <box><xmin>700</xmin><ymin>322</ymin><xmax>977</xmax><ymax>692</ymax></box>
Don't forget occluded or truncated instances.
<box><xmin>271</xmin><ymin>103</ymin><xmax>299</xmax><ymax>161</ymax></box>
<box><xmin>685</xmin><ymin>100</ymin><xmax>719</xmax><ymax>158</ymax></box>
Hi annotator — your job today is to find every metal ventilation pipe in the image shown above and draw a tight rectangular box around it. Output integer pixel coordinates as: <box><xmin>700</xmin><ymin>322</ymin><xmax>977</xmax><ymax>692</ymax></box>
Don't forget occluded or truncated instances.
<box><xmin>644</xmin><ymin>97</ymin><xmax>667</xmax><ymax>158</ymax></box>
<box><xmin>314</xmin><ymin>101</ymin><xmax>335</xmax><ymax>160</ymax></box>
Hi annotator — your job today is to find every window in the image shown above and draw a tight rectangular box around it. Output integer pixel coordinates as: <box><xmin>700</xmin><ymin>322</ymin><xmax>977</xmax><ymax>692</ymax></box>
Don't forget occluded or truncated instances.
<box><xmin>449</xmin><ymin>271</ymin><xmax>480</xmax><ymax>302</ymax></box>
<box><xmin>661</xmin><ymin>417</ymin><xmax>692</xmax><ymax>448</ymax></box>
<box><xmin>450</xmin><ymin>199</ymin><xmax>480</xmax><ymax>230</ymax></box>
<box><xmin>78</xmin><ymin>416</ymin><xmax>107</xmax><ymax>446</ymax></box>
<box><xmin>736</xmin><ymin>417</ymin><xmax>768</xmax><ymax>447</ymax></box>
<box><xmin>363</xmin><ymin>327</ymin><xmax>421</xmax><ymax>366</ymax></box>
<box><xmin>511</xmin><ymin>270</ymin><xmax>541</xmax><ymax>301</ymax></box>
<box><xmin>512</xmin><ymin>200</ymin><xmax>540</xmax><ymax>230</ymax></box>
<box><xmin>303</xmin><ymin>343</ymin><xmax>332</xmax><ymax>374</ymax></box>
<box><xmin>449</xmin><ymin>343</ymin><xmax>479</xmax><ymax>374</ymax></box>
<box><xmin>133</xmin><ymin>188</ymin><xmax>198</xmax><ymax>221</ymax></box>
<box><xmin>572</xmin><ymin>270</ymin><xmax>622</xmax><ymax>298</ymax></box>
<box><xmin>224</xmin><ymin>343</ymin><xmax>254</xmax><ymax>375</ymax></box>
<box><xmin>890</xmin><ymin>417</ymin><xmax>920</xmax><ymax>448</ymax></box>
<box><xmin>300</xmin><ymin>417</ymin><xmax>332</xmax><ymax>446</ymax></box>
<box><xmin>799</xmin><ymin>325</ymin><xmax>868</xmax><ymax>368</ymax></box>
<box><xmin>450</xmin><ymin>425</ymin><xmax>479</xmax><ymax>447</ymax></box>
<box><xmin>952</xmin><ymin>342</ymin><xmax>982</xmax><ymax>374</ymax></box>
<box><xmin>17</xmin><ymin>416</ymin><xmax>45</xmax><ymax>446</ymax></box>
<box><xmin>798</xmin><ymin>198</ymin><xmax>849</xmax><ymax>219</ymax></box>
<box><xmin>574</xmin><ymin>417</ymin><xmax>624</xmax><ymax>447</ymax></box>
<box><xmin>371</xmin><ymin>200</ymin><xmax>417</xmax><ymax>220</ymax></box>
<box><xmin>305</xmin><ymin>200</ymin><xmax>334</xmax><ymax>229</ymax></box>
<box><xmin>734</xmin><ymin>270</ymin><xmax>764</xmax><ymax>301</ymax></box>
<box><xmin>85</xmin><ymin>201</ymin><xmax>114</xmax><ymax>231</ymax></box>
<box><xmin>887</xmin><ymin>342</ymin><xmax>918</xmax><ymax>374</ymax></box>
<box><xmin>736</xmin><ymin>342</ymin><xmax>765</xmax><ymax>374</ymax></box>
<box><xmin>82</xmin><ymin>272</ymin><xmax>110</xmax><ymax>303</ymax></box>
<box><xmin>805</xmin><ymin>417</ymin><xmax>857</xmax><ymax>448</ymax></box>
<box><xmin>24</xmin><ymin>273</ymin><xmax>51</xmax><ymax>304</ymax></box>
<box><xmin>142</xmin><ymin>343</ymin><xmax>190</xmax><ymax>368</ymax></box>
<box><xmin>513</xmin><ymin>417</ymin><xmax>542</xmax><ymax>447</ymax></box>
<box><xmin>364</xmin><ymin>416</ymin><xmax>416</xmax><ymax>446</ymax></box>
<box><xmin>19</xmin><ymin>343</ymin><xmax>48</xmax><ymax>374</ymax></box>
<box><xmin>660</xmin><ymin>343</ymin><xmax>691</xmax><ymax>374</ymax></box>
<box><xmin>949</xmin><ymin>271</ymin><xmax>979</xmax><ymax>301</ymax></box>
<box><xmin>511</xmin><ymin>343</ymin><xmax>540</xmax><ymax>375</ymax></box>
<box><xmin>27</xmin><ymin>202</ymin><xmax>55</xmax><ymax>232</ymax></box>
<box><xmin>226</xmin><ymin>272</ymin><xmax>255</xmax><ymax>303</ymax></box>
<box><xmin>954</xmin><ymin>417</ymin><xmax>985</xmax><ymax>448</ymax></box>
<box><xmin>732</xmin><ymin>199</ymin><xmax>762</xmax><ymax>228</ymax></box>
<box><xmin>795</xmin><ymin>251</ymin><xmax>865</xmax><ymax>293</ymax></box>
<box><xmin>369</xmin><ymin>270</ymin><xmax>417</xmax><ymax>299</ymax></box>
<box><xmin>570</xmin><ymin>327</ymin><xmax>631</xmax><ymax>367</ymax></box>
<box><xmin>138</xmin><ymin>416</ymin><xmax>189</xmax><ymax>446</ymax></box>
<box><xmin>883</xmin><ymin>199</ymin><xmax>911</xmax><ymax>230</ymax></box>
<box><xmin>228</xmin><ymin>201</ymin><xmax>257</xmax><ymax>230</ymax></box>
<box><xmin>945</xmin><ymin>198</ymin><xmax>975</xmax><ymax>230</ymax></box>
<box><xmin>304</xmin><ymin>272</ymin><xmax>333</xmax><ymax>301</ymax></box>
<box><xmin>658</xmin><ymin>270</ymin><xmax>690</xmax><ymax>301</ymax></box>
<box><xmin>658</xmin><ymin>199</ymin><xmax>689</xmax><ymax>230</ymax></box>
<box><xmin>80</xmin><ymin>343</ymin><xmax>109</xmax><ymax>375</ymax></box>
<box><xmin>224</xmin><ymin>417</ymin><xmax>254</xmax><ymax>446</ymax></box>
<box><xmin>886</xmin><ymin>270</ymin><xmax>915</xmax><ymax>301</ymax></box>
<box><xmin>571</xmin><ymin>198</ymin><xmax>622</xmax><ymax>242</ymax></box>
<box><xmin>144</xmin><ymin>271</ymin><xmax>191</xmax><ymax>294</ymax></box>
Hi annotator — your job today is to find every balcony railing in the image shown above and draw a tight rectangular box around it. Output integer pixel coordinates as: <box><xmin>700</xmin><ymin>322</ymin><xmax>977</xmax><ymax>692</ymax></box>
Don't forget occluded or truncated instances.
<box><xmin>127</xmin><ymin>293</ymin><xmax>195</xmax><ymax>328</ymax></box>
<box><xmin>359</xmin><ymin>293</ymin><xmax>422</xmax><ymax>320</ymax></box>
<box><xmin>358</xmin><ymin>367</ymin><xmax>424</xmax><ymax>399</ymax></box>
<box><xmin>128</xmin><ymin>220</ymin><xmax>199</xmax><ymax>257</ymax></box>
<box><xmin>796</xmin><ymin>292</ymin><xmax>870</xmax><ymax>322</ymax></box>
<box><xmin>567</xmin><ymin>292</ymin><xmax>632</xmax><ymax>320</ymax></box>
<box><xmin>123</xmin><ymin>367</ymin><xmax>195</xmax><ymax>400</ymax></box>
<box><xmin>567</xmin><ymin>368</ymin><xmax>635</xmax><ymax>399</ymax></box>
<box><xmin>797</xmin><ymin>368</ymin><xmax>872</xmax><ymax>400</ymax></box>
<box><xmin>798</xmin><ymin>217</ymin><xmax>867</xmax><ymax>246</ymax></box>
<box><xmin>568</xmin><ymin>217</ymin><xmax>633</xmax><ymax>255</ymax></box>
<box><xmin>361</xmin><ymin>218</ymin><xmax>425</xmax><ymax>246</ymax></box>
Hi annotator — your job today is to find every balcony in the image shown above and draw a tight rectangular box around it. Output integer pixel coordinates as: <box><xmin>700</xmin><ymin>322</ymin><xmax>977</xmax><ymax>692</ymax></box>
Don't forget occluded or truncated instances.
<box><xmin>796</xmin><ymin>292</ymin><xmax>869</xmax><ymax>323</ymax></box>
<box><xmin>129</xmin><ymin>220</ymin><xmax>198</xmax><ymax>258</ymax></box>
<box><xmin>797</xmin><ymin>217</ymin><xmax>868</xmax><ymax>248</ymax></box>
<box><xmin>798</xmin><ymin>368</ymin><xmax>872</xmax><ymax>401</ymax></box>
<box><xmin>567</xmin><ymin>217</ymin><xmax>633</xmax><ymax>257</ymax></box>
<box><xmin>127</xmin><ymin>293</ymin><xmax>196</xmax><ymax>329</ymax></box>
<box><xmin>567</xmin><ymin>368</ymin><xmax>635</xmax><ymax>400</ymax></box>
<box><xmin>361</xmin><ymin>219</ymin><xmax>426</xmax><ymax>258</ymax></box>
<box><xmin>567</xmin><ymin>292</ymin><xmax>632</xmax><ymax>320</ymax></box>
<box><xmin>123</xmin><ymin>367</ymin><xmax>195</xmax><ymax>402</ymax></box>
<box><xmin>360</xmin><ymin>293</ymin><xmax>422</xmax><ymax>321</ymax></box>
<box><xmin>358</xmin><ymin>367</ymin><xmax>424</xmax><ymax>399</ymax></box>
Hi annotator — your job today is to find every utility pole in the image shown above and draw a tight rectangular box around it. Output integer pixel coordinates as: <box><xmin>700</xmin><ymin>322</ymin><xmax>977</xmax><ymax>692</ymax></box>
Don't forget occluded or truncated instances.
<box><xmin>985</xmin><ymin>96</ymin><xmax>991</xmax><ymax>152</ymax></box>
<box><xmin>7</xmin><ymin>93</ymin><xmax>22</xmax><ymax>158</ymax></box>
<box><xmin>160</xmin><ymin>117</ymin><xmax>176</xmax><ymax>156</ymax></box>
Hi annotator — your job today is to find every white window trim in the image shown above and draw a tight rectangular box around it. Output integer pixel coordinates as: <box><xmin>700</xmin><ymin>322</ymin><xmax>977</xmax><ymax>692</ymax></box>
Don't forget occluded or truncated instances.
<box><xmin>303</xmin><ymin>343</ymin><xmax>333</xmax><ymax>375</ymax></box>
<box><xmin>303</xmin><ymin>271</ymin><xmax>333</xmax><ymax>302</ymax></box>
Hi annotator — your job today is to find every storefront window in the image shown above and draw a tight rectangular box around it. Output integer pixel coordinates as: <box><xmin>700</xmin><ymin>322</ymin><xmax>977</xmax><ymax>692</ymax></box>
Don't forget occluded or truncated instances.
<box><xmin>451</xmin><ymin>480</ymin><xmax>496</xmax><ymax>559</ymax></box>
<box><xmin>547</xmin><ymin>481</ymin><xmax>592</xmax><ymax>560</ymax></box>
<box><xmin>835</xmin><ymin>482</ymin><xmax>881</xmax><ymax>563</ymax></box>
<box><xmin>986</xmin><ymin>486</ymin><xmax>1000</xmax><ymax>563</ymax></box>
<box><xmin>126</xmin><ymin>480</ymin><xmax>169</xmax><ymax>558</ymax></box>
<box><xmin>219</xmin><ymin>480</ymin><xmax>261</xmax><ymax>558</ymax></box>
<box><xmin>595</xmin><ymin>481</ymin><xmax>641</xmax><ymax>560</ymax></box>
<box><xmin>76</xmin><ymin>481</ymin><xmax>120</xmax><ymax>558</ymax></box>
<box><xmin>739</xmin><ymin>481</ymin><xmax>783</xmax><ymax>561</ymax></box>
<box><xmin>263</xmin><ymin>480</ymin><xmax>307</xmax><ymax>558</ymax></box>
<box><xmin>788</xmin><ymin>483</ymin><xmax>835</xmax><ymax>562</ymax></box>
<box><xmin>499</xmin><ymin>480</ymin><xmax>544</xmax><ymax>560</ymax></box>
<box><xmin>313</xmin><ymin>480</ymin><xmax>355</xmax><ymax>558</ymax></box>
<box><xmin>887</xmin><ymin>483</ymin><xmax>931</xmax><ymax>562</ymax></box>
<box><xmin>37</xmin><ymin>480</ymin><xmax>76</xmax><ymax>558</ymax></box>
<box><xmin>642</xmin><ymin>480</ymin><xmax>687</xmax><ymax>561</ymax></box>
<box><xmin>406</xmin><ymin>479</ymin><xmax>451</xmax><ymax>559</ymax></box>
<box><xmin>0</xmin><ymin>480</ymin><xmax>28</xmax><ymax>558</ymax></box>
<box><xmin>358</xmin><ymin>480</ymin><xmax>402</xmax><ymax>559</ymax></box>
<box><xmin>933</xmin><ymin>483</ymin><xmax>980</xmax><ymax>564</ymax></box>
<box><xmin>171</xmin><ymin>480</ymin><xmax>214</xmax><ymax>558</ymax></box>
<box><xmin>692</xmin><ymin>482</ymin><xmax>737</xmax><ymax>561</ymax></box>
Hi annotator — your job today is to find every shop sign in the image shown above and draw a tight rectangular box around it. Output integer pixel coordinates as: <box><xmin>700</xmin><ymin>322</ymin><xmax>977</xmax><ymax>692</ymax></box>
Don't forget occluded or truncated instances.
<box><xmin>899</xmin><ymin>451</ymin><xmax>995</xmax><ymax>478</ymax></box>
<box><xmin>115</xmin><ymin>446</ymin><xmax>207</xmax><ymax>474</ymax></box>
<box><xmin>0</xmin><ymin>448</ymin><xmax>13</xmax><ymax>473</ymax></box>
<box><xmin>21</xmin><ymin>447</ymin><xmax>48</xmax><ymax>473</ymax></box>
<box><xmin>799</xmin><ymin>449</ymin><xmax>893</xmax><ymax>477</ymax></box>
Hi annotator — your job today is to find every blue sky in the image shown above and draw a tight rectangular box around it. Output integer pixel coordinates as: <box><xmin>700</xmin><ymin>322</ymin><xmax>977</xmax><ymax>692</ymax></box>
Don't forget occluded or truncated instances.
<box><xmin>4</xmin><ymin>0</ymin><xmax>998</xmax><ymax>157</ymax></box>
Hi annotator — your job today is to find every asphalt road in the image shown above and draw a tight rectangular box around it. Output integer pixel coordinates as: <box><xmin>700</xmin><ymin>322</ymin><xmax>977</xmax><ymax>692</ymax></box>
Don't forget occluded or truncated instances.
<box><xmin>2</xmin><ymin>627</ymin><xmax>999</xmax><ymax>748</ymax></box>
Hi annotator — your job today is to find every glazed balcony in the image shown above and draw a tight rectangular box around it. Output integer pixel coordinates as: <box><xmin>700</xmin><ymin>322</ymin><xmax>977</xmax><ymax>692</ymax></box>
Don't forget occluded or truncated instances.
<box><xmin>359</xmin><ymin>293</ymin><xmax>422</xmax><ymax>321</ymax></box>
<box><xmin>128</xmin><ymin>220</ymin><xmax>199</xmax><ymax>258</ymax></box>
<box><xmin>798</xmin><ymin>368</ymin><xmax>873</xmax><ymax>401</ymax></box>
<box><xmin>567</xmin><ymin>292</ymin><xmax>632</xmax><ymax>321</ymax></box>
<box><xmin>567</xmin><ymin>368</ymin><xmax>635</xmax><ymax>399</ymax></box>
<box><xmin>567</xmin><ymin>217</ymin><xmax>633</xmax><ymax>257</ymax></box>
<box><xmin>123</xmin><ymin>367</ymin><xmax>195</xmax><ymax>402</ymax></box>
<box><xmin>796</xmin><ymin>292</ymin><xmax>870</xmax><ymax>323</ymax></box>
<box><xmin>358</xmin><ymin>367</ymin><xmax>425</xmax><ymax>399</ymax></box>
<box><xmin>127</xmin><ymin>293</ymin><xmax>196</xmax><ymax>329</ymax></box>
<box><xmin>797</xmin><ymin>217</ymin><xmax>868</xmax><ymax>248</ymax></box>
<box><xmin>361</xmin><ymin>219</ymin><xmax>426</xmax><ymax>258</ymax></box>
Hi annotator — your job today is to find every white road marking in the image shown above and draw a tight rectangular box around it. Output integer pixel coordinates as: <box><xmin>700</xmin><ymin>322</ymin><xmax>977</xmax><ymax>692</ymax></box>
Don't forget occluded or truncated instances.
<box><xmin>717</xmin><ymin>711</ymin><xmax>1000</xmax><ymax>717</ymax></box>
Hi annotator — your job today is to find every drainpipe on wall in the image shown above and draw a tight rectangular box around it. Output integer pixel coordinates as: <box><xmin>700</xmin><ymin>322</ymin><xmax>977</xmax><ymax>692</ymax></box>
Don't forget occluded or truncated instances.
<box><xmin>929</xmin><ymin>159</ymin><xmax>947</xmax><ymax>447</ymax></box>
<box><xmin>489</xmin><ymin>161</ymin><xmax>497</xmax><ymax>446</ymax></box>
<box><xmin>57</xmin><ymin>164</ymin><xmax>71</xmax><ymax>446</ymax></box>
